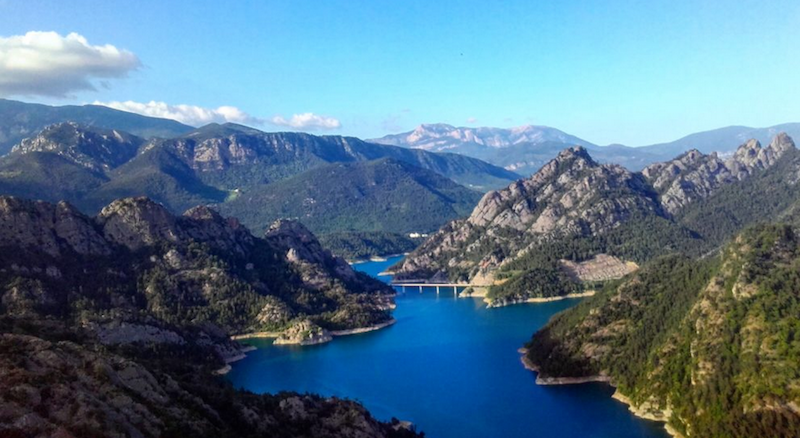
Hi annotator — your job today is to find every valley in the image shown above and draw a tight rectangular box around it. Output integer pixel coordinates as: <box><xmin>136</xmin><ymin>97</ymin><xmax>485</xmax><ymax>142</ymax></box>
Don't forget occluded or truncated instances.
<box><xmin>0</xmin><ymin>100</ymin><xmax>799</xmax><ymax>437</ymax></box>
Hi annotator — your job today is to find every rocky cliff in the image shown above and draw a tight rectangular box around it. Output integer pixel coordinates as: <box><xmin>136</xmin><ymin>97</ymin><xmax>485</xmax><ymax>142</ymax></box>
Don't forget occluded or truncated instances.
<box><xmin>0</xmin><ymin>195</ymin><xmax>417</xmax><ymax>438</ymax></box>
<box><xmin>0</xmin><ymin>195</ymin><xmax>393</xmax><ymax>338</ymax></box>
<box><xmin>11</xmin><ymin>122</ymin><xmax>143</xmax><ymax>172</ymax></box>
<box><xmin>392</xmin><ymin>146</ymin><xmax>664</xmax><ymax>285</ymax></box>
<box><xmin>642</xmin><ymin>133</ymin><xmax>796</xmax><ymax>214</ymax></box>
<box><xmin>392</xmin><ymin>134</ymin><xmax>797</xmax><ymax>304</ymax></box>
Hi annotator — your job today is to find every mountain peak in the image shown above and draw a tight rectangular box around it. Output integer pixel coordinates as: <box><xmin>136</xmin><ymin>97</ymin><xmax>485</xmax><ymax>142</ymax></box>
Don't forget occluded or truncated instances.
<box><xmin>769</xmin><ymin>132</ymin><xmax>796</xmax><ymax>153</ymax></box>
<box><xmin>11</xmin><ymin>122</ymin><xmax>142</xmax><ymax>172</ymax></box>
<box><xmin>554</xmin><ymin>145</ymin><xmax>595</xmax><ymax>165</ymax></box>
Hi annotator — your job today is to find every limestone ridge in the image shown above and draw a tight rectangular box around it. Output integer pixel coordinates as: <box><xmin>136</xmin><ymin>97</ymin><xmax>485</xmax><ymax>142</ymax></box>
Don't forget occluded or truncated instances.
<box><xmin>372</xmin><ymin>123</ymin><xmax>595</xmax><ymax>151</ymax></box>
<box><xmin>643</xmin><ymin>133</ymin><xmax>796</xmax><ymax>214</ymax></box>
<box><xmin>392</xmin><ymin>134</ymin><xmax>797</xmax><ymax>298</ymax></box>
<box><xmin>11</xmin><ymin>122</ymin><xmax>143</xmax><ymax>172</ymax></box>
<box><xmin>0</xmin><ymin>196</ymin><xmax>418</xmax><ymax>437</ymax></box>
<box><xmin>0</xmin><ymin>195</ymin><xmax>393</xmax><ymax>340</ymax></box>
<box><xmin>393</xmin><ymin>146</ymin><xmax>663</xmax><ymax>283</ymax></box>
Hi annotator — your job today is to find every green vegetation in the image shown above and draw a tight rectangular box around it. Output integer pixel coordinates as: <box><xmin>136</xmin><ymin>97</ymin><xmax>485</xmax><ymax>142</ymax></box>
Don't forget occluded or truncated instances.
<box><xmin>489</xmin><ymin>215</ymin><xmax>703</xmax><ymax>301</ymax></box>
<box><xmin>676</xmin><ymin>148</ymin><xmax>800</xmax><ymax>246</ymax></box>
<box><xmin>0</xmin><ymin>122</ymin><xmax>508</xmax><ymax>257</ymax></box>
<box><xmin>0</xmin><ymin>98</ymin><xmax>192</xmax><ymax>154</ymax></box>
<box><xmin>219</xmin><ymin>159</ymin><xmax>482</xmax><ymax>236</ymax></box>
<box><xmin>526</xmin><ymin>225</ymin><xmax>800</xmax><ymax>437</ymax></box>
<box><xmin>0</xmin><ymin>196</ymin><xmax>421</xmax><ymax>437</ymax></box>
<box><xmin>319</xmin><ymin>231</ymin><xmax>422</xmax><ymax>260</ymax></box>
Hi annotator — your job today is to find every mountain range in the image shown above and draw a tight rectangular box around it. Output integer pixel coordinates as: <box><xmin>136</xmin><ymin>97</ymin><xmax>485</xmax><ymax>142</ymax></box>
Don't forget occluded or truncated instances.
<box><xmin>372</xmin><ymin>122</ymin><xmax>800</xmax><ymax>175</ymax></box>
<box><xmin>391</xmin><ymin>132</ymin><xmax>800</xmax><ymax>304</ymax></box>
<box><xmin>0</xmin><ymin>103</ymin><xmax>520</xmax><ymax>258</ymax></box>
<box><xmin>0</xmin><ymin>195</ymin><xmax>419</xmax><ymax>437</ymax></box>
<box><xmin>0</xmin><ymin>98</ymin><xmax>193</xmax><ymax>155</ymax></box>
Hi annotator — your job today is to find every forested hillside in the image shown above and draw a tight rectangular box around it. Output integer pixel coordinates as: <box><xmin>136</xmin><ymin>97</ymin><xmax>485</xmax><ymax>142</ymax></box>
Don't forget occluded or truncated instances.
<box><xmin>526</xmin><ymin>225</ymin><xmax>800</xmax><ymax>437</ymax></box>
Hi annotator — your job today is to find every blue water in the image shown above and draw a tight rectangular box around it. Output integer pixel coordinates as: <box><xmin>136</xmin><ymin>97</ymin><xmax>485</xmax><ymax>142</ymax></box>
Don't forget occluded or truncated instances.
<box><xmin>227</xmin><ymin>256</ymin><xmax>668</xmax><ymax>438</ymax></box>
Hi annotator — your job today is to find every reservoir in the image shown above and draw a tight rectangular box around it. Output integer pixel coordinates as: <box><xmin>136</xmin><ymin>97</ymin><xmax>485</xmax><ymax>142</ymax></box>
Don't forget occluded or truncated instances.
<box><xmin>227</xmin><ymin>256</ymin><xmax>669</xmax><ymax>438</ymax></box>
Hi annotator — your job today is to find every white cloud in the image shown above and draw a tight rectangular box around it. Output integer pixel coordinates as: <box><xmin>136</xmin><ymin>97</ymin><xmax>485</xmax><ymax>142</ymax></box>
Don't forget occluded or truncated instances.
<box><xmin>271</xmin><ymin>113</ymin><xmax>341</xmax><ymax>130</ymax></box>
<box><xmin>0</xmin><ymin>31</ymin><xmax>140</xmax><ymax>97</ymax></box>
<box><xmin>94</xmin><ymin>100</ymin><xmax>262</xmax><ymax>126</ymax></box>
<box><xmin>96</xmin><ymin>100</ymin><xmax>342</xmax><ymax>131</ymax></box>
<box><xmin>466</xmin><ymin>117</ymin><xmax>478</xmax><ymax>124</ymax></box>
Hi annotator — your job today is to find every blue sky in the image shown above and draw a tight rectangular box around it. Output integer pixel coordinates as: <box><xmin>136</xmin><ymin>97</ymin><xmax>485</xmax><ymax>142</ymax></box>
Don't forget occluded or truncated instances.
<box><xmin>0</xmin><ymin>0</ymin><xmax>798</xmax><ymax>145</ymax></box>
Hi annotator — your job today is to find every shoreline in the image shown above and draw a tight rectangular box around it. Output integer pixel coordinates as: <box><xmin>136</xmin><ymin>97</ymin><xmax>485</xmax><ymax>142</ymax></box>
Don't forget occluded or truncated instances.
<box><xmin>486</xmin><ymin>290</ymin><xmax>595</xmax><ymax>308</ymax></box>
<box><xmin>348</xmin><ymin>252</ymin><xmax>408</xmax><ymax>265</ymax></box>
<box><xmin>214</xmin><ymin>345</ymin><xmax>258</xmax><ymax>376</ymax></box>
<box><xmin>230</xmin><ymin>331</ymin><xmax>282</xmax><ymax>341</ymax></box>
<box><xmin>518</xmin><ymin>348</ymin><xmax>681</xmax><ymax>437</ymax></box>
<box><xmin>330</xmin><ymin>318</ymin><xmax>397</xmax><ymax>336</ymax></box>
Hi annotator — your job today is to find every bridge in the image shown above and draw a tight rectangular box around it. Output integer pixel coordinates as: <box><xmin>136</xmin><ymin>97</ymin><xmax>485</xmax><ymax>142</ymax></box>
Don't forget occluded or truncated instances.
<box><xmin>389</xmin><ymin>280</ymin><xmax>491</xmax><ymax>295</ymax></box>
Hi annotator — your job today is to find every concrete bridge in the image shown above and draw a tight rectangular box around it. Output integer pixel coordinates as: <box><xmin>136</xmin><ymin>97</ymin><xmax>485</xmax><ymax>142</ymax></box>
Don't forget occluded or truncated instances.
<box><xmin>389</xmin><ymin>280</ymin><xmax>490</xmax><ymax>295</ymax></box>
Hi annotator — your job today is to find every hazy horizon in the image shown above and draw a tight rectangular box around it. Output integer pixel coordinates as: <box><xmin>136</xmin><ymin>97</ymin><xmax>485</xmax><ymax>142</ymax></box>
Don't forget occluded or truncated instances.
<box><xmin>1</xmin><ymin>0</ymin><xmax>798</xmax><ymax>146</ymax></box>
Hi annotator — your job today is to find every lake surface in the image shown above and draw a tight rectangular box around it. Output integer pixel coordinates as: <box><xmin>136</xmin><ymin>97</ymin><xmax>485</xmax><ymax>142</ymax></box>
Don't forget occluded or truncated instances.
<box><xmin>227</xmin><ymin>256</ymin><xmax>669</xmax><ymax>438</ymax></box>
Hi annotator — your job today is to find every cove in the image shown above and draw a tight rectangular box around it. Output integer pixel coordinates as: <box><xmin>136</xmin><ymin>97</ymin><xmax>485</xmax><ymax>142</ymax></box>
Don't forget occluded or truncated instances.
<box><xmin>227</xmin><ymin>256</ymin><xmax>669</xmax><ymax>438</ymax></box>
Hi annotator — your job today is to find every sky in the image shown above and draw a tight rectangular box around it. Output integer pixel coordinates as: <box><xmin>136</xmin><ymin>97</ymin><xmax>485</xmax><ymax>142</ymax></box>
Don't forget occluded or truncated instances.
<box><xmin>0</xmin><ymin>0</ymin><xmax>798</xmax><ymax>145</ymax></box>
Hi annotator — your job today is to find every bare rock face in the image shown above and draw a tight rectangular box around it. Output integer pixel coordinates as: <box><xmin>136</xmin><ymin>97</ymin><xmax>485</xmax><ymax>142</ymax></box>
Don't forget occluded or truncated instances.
<box><xmin>11</xmin><ymin>122</ymin><xmax>142</xmax><ymax>172</ymax></box>
<box><xmin>98</xmin><ymin>197</ymin><xmax>184</xmax><ymax>250</ymax></box>
<box><xmin>181</xmin><ymin>205</ymin><xmax>253</xmax><ymax>255</ymax></box>
<box><xmin>265</xmin><ymin>219</ymin><xmax>357</xmax><ymax>287</ymax></box>
<box><xmin>0</xmin><ymin>196</ymin><xmax>110</xmax><ymax>257</ymax></box>
<box><xmin>274</xmin><ymin>319</ymin><xmax>332</xmax><ymax>345</ymax></box>
<box><xmin>0</xmin><ymin>334</ymin><xmax>413</xmax><ymax>438</ymax></box>
<box><xmin>560</xmin><ymin>254</ymin><xmax>639</xmax><ymax>282</ymax></box>
<box><xmin>393</xmin><ymin>147</ymin><xmax>661</xmax><ymax>283</ymax></box>
<box><xmin>643</xmin><ymin>133</ymin><xmax>796</xmax><ymax>214</ymax></box>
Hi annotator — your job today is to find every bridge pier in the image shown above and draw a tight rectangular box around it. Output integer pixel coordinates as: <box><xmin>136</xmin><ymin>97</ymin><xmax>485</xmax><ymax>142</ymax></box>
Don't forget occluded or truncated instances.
<box><xmin>436</xmin><ymin>286</ymin><xmax>440</xmax><ymax>295</ymax></box>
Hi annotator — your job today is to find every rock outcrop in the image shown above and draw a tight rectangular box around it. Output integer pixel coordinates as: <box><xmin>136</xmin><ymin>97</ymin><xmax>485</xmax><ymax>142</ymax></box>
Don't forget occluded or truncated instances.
<box><xmin>11</xmin><ymin>122</ymin><xmax>142</xmax><ymax>172</ymax></box>
<box><xmin>0</xmin><ymin>195</ymin><xmax>416</xmax><ymax>438</ymax></box>
<box><xmin>393</xmin><ymin>134</ymin><xmax>797</xmax><ymax>303</ymax></box>
<box><xmin>642</xmin><ymin>133</ymin><xmax>796</xmax><ymax>214</ymax></box>
<box><xmin>392</xmin><ymin>146</ymin><xmax>662</xmax><ymax>284</ymax></box>
<box><xmin>274</xmin><ymin>319</ymin><xmax>333</xmax><ymax>346</ymax></box>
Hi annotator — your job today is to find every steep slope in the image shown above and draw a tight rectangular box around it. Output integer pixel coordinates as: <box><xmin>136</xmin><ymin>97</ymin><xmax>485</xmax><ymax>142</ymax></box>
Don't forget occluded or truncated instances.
<box><xmin>218</xmin><ymin>158</ymin><xmax>482</xmax><ymax>235</ymax></box>
<box><xmin>391</xmin><ymin>147</ymin><xmax>680</xmax><ymax>287</ymax></box>
<box><xmin>151</xmin><ymin>123</ymin><xmax>520</xmax><ymax>190</ymax></box>
<box><xmin>0</xmin><ymin>152</ymin><xmax>108</xmax><ymax>203</ymax></box>
<box><xmin>0</xmin><ymin>122</ymin><xmax>513</xmax><ymax>255</ymax></box>
<box><xmin>0</xmin><ymin>98</ymin><xmax>192</xmax><ymax>155</ymax></box>
<box><xmin>11</xmin><ymin>122</ymin><xmax>143</xmax><ymax>172</ymax></box>
<box><xmin>82</xmin><ymin>144</ymin><xmax>229</xmax><ymax>213</ymax></box>
<box><xmin>525</xmin><ymin>225</ymin><xmax>800</xmax><ymax>437</ymax></box>
<box><xmin>392</xmin><ymin>134</ymin><xmax>798</xmax><ymax>304</ymax></box>
<box><xmin>0</xmin><ymin>195</ymin><xmax>417</xmax><ymax>438</ymax></box>
<box><xmin>643</xmin><ymin>133</ymin><xmax>796</xmax><ymax>214</ymax></box>
<box><xmin>0</xmin><ymin>196</ymin><xmax>393</xmax><ymax>336</ymax></box>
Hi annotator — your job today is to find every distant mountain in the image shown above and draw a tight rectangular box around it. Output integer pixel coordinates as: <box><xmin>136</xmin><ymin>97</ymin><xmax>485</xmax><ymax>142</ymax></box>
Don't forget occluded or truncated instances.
<box><xmin>372</xmin><ymin>123</ymin><xmax>665</xmax><ymax>174</ymax></box>
<box><xmin>156</xmin><ymin>123</ymin><xmax>520</xmax><ymax>190</ymax></box>
<box><xmin>390</xmin><ymin>133</ymin><xmax>799</xmax><ymax>305</ymax></box>
<box><xmin>0</xmin><ymin>122</ymin><xmax>512</xmax><ymax>257</ymax></box>
<box><xmin>373</xmin><ymin>123</ymin><xmax>595</xmax><ymax>151</ymax></box>
<box><xmin>638</xmin><ymin>123</ymin><xmax>800</xmax><ymax>158</ymax></box>
<box><xmin>218</xmin><ymin>158</ymin><xmax>483</xmax><ymax>235</ymax></box>
<box><xmin>374</xmin><ymin>122</ymin><xmax>800</xmax><ymax>175</ymax></box>
<box><xmin>0</xmin><ymin>99</ymin><xmax>193</xmax><ymax>155</ymax></box>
